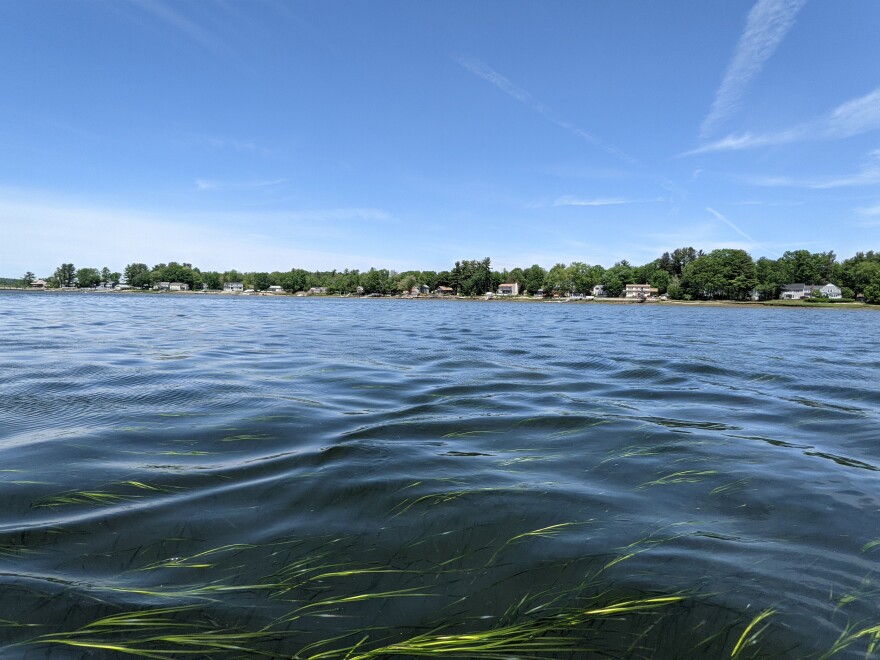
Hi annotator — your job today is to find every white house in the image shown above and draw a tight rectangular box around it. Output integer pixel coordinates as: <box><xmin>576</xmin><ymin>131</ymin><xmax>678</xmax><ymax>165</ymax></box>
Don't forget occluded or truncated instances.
<box><xmin>154</xmin><ymin>281</ymin><xmax>171</xmax><ymax>290</ymax></box>
<box><xmin>223</xmin><ymin>282</ymin><xmax>244</xmax><ymax>292</ymax></box>
<box><xmin>780</xmin><ymin>283</ymin><xmax>842</xmax><ymax>299</ymax></box>
<box><xmin>818</xmin><ymin>283</ymin><xmax>842</xmax><ymax>299</ymax></box>
<box><xmin>592</xmin><ymin>284</ymin><xmax>606</xmax><ymax>297</ymax></box>
<box><xmin>268</xmin><ymin>285</ymin><xmax>283</xmax><ymax>293</ymax></box>
<box><xmin>169</xmin><ymin>282</ymin><xmax>189</xmax><ymax>291</ymax></box>
<box><xmin>497</xmin><ymin>282</ymin><xmax>519</xmax><ymax>296</ymax></box>
<box><xmin>780</xmin><ymin>284</ymin><xmax>808</xmax><ymax>299</ymax></box>
<box><xmin>624</xmin><ymin>283</ymin><xmax>658</xmax><ymax>298</ymax></box>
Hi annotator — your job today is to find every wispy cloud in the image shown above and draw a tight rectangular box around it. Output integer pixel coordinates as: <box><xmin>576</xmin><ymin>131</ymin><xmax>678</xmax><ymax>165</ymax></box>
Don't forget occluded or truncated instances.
<box><xmin>127</xmin><ymin>0</ymin><xmax>225</xmax><ymax>57</ymax></box>
<box><xmin>282</xmin><ymin>208</ymin><xmax>391</xmax><ymax>223</ymax></box>
<box><xmin>700</xmin><ymin>0</ymin><xmax>806</xmax><ymax>139</ymax></box>
<box><xmin>856</xmin><ymin>203</ymin><xmax>880</xmax><ymax>216</ymax></box>
<box><xmin>454</xmin><ymin>55</ymin><xmax>637</xmax><ymax>164</ymax></box>
<box><xmin>706</xmin><ymin>207</ymin><xmax>759</xmax><ymax>245</ymax></box>
<box><xmin>742</xmin><ymin>149</ymin><xmax>880</xmax><ymax>188</ymax></box>
<box><xmin>202</xmin><ymin>135</ymin><xmax>272</xmax><ymax>156</ymax></box>
<box><xmin>687</xmin><ymin>87</ymin><xmax>880</xmax><ymax>155</ymax></box>
<box><xmin>0</xmin><ymin>187</ymin><xmax>397</xmax><ymax>275</ymax></box>
<box><xmin>553</xmin><ymin>195</ymin><xmax>666</xmax><ymax>207</ymax></box>
<box><xmin>195</xmin><ymin>178</ymin><xmax>285</xmax><ymax>192</ymax></box>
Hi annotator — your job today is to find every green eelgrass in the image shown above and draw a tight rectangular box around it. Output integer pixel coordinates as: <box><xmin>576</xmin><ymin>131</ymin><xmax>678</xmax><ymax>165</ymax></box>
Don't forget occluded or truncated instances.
<box><xmin>293</xmin><ymin>593</ymin><xmax>687</xmax><ymax>659</ymax></box>
<box><xmin>729</xmin><ymin>609</ymin><xmax>775</xmax><ymax>658</ymax></box>
<box><xmin>33</xmin><ymin>480</ymin><xmax>178</xmax><ymax>508</ymax></box>
<box><xmin>487</xmin><ymin>522</ymin><xmax>589</xmax><ymax>565</ymax></box>
<box><xmin>821</xmin><ymin>622</ymin><xmax>880</xmax><ymax>659</ymax></box>
<box><xmin>31</xmin><ymin>606</ymin><xmax>280</xmax><ymax>659</ymax></box>
<box><xmin>639</xmin><ymin>469</ymin><xmax>720</xmax><ymax>488</ymax></box>
<box><xmin>31</xmin><ymin>593</ymin><xmax>688</xmax><ymax>659</ymax></box>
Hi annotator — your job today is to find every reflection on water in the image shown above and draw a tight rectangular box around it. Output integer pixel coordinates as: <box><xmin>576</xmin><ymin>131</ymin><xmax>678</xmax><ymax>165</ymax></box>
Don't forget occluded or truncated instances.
<box><xmin>1</xmin><ymin>291</ymin><xmax>879</xmax><ymax>657</ymax></box>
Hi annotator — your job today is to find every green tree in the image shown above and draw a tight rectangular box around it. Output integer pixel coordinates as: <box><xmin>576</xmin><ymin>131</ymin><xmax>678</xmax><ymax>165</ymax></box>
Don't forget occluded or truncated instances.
<box><xmin>54</xmin><ymin>263</ymin><xmax>76</xmax><ymax>287</ymax></box>
<box><xmin>649</xmin><ymin>269</ymin><xmax>671</xmax><ymax>294</ymax></box>
<box><xmin>22</xmin><ymin>271</ymin><xmax>35</xmax><ymax>286</ymax></box>
<box><xmin>864</xmin><ymin>283</ymin><xmax>880</xmax><ymax>304</ymax></box>
<box><xmin>779</xmin><ymin>250</ymin><xmax>824</xmax><ymax>285</ymax></box>
<box><xmin>666</xmin><ymin>276</ymin><xmax>683</xmax><ymax>300</ymax></box>
<box><xmin>567</xmin><ymin>262</ymin><xmax>600</xmax><ymax>295</ymax></box>
<box><xmin>151</xmin><ymin>262</ymin><xmax>200</xmax><ymax>290</ymax></box>
<box><xmin>76</xmin><ymin>267</ymin><xmax>102</xmax><ymax>288</ymax></box>
<box><xmin>522</xmin><ymin>264</ymin><xmax>547</xmax><ymax>295</ymax></box>
<box><xmin>451</xmin><ymin>258</ymin><xmax>492</xmax><ymax>296</ymax></box>
<box><xmin>545</xmin><ymin>263</ymin><xmax>572</xmax><ymax>296</ymax></box>
<box><xmin>602</xmin><ymin>273</ymin><xmax>624</xmax><ymax>297</ymax></box>
<box><xmin>601</xmin><ymin>261</ymin><xmax>633</xmax><ymax>297</ymax></box>
<box><xmin>279</xmin><ymin>268</ymin><xmax>310</xmax><ymax>293</ymax></box>
<box><xmin>681</xmin><ymin>249</ymin><xmax>756</xmax><ymax>300</ymax></box>
<box><xmin>252</xmin><ymin>272</ymin><xmax>271</xmax><ymax>291</ymax></box>
<box><xmin>124</xmin><ymin>263</ymin><xmax>152</xmax><ymax>289</ymax></box>
<box><xmin>361</xmin><ymin>267</ymin><xmax>391</xmax><ymax>294</ymax></box>
<box><xmin>202</xmin><ymin>271</ymin><xmax>222</xmax><ymax>290</ymax></box>
<box><xmin>101</xmin><ymin>267</ymin><xmax>112</xmax><ymax>287</ymax></box>
<box><xmin>755</xmin><ymin>256</ymin><xmax>783</xmax><ymax>300</ymax></box>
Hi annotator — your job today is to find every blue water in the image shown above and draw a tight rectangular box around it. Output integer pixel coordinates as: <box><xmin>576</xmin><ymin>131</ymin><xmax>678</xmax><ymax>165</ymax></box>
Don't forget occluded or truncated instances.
<box><xmin>1</xmin><ymin>291</ymin><xmax>879</xmax><ymax>658</ymax></box>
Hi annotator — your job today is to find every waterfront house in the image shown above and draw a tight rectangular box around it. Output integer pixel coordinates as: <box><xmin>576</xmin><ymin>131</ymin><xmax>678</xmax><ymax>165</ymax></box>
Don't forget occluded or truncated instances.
<box><xmin>169</xmin><ymin>282</ymin><xmax>189</xmax><ymax>291</ymax></box>
<box><xmin>308</xmin><ymin>287</ymin><xmax>328</xmax><ymax>295</ymax></box>
<box><xmin>355</xmin><ymin>286</ymin><xmax>364</xmax><ymax>295</ymax></box>
<box><xmin>780</xmin><ymin>284</ymin><xmax>808</xmax><ymax>299</ymax></box>
<box><xmin>592</xmin><ymin>284</ymin><xmax>606</xmax><ymax>297</ymax></box>
<box><xmin>436</xmin><ymin>286</ymin><xmax>454</xmax><ymax>296</ymax></box>
<box><xmin>268</xmin><ymin>285</ymin><xmax>283</xmax><ymax>293</ymax></box>
<box><xmin>818</xmin><ymin>283</ymin><xmax>842</xmax><ymax>298</ymax></box>
<box><xmin>154</xmin><ymin>281</ymin><xmax>171</xmax><ymax>290</ymax></box>
<box><xmin>497</xmin><ymin>282</ymin><xmax>519</xmax><ymax>296</ymax></box>
<box><xmin>29</xmin><ymin>279</ymin><xmax>46</xmax><ymax>289</ymax></box>
<box><xmin>223</xmin><ymin>282</ymin><xmax>244</xmax><ymax>292</ymax></box>
<box><xmin>624</xmin><ymin>284</ymin><xmax>658</xmax><ymax>298</ymax></box>
<box><xmin>780</xmin><ymin>283</ymin><xmax>842</xmax><ymax>299</ymax></box>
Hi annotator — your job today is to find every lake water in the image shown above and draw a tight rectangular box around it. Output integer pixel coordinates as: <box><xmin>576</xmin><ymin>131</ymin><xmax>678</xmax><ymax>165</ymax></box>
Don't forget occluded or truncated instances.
<box><xmin>1</xmin><ymin>291</ymin><xmax>879</xmax><ymax>658</ymax></box>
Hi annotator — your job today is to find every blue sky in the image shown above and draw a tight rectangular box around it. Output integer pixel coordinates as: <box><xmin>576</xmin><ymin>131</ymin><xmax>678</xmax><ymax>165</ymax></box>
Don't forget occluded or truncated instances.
<box><xmin>2</xmin><ymin>0</ymin><xmax>879</xmax><ymax>277</ymax></box>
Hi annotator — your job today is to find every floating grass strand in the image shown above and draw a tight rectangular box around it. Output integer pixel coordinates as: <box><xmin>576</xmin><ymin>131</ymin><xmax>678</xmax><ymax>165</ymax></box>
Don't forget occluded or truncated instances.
<box><xmin>137</xmin><ymin>543</ymin><xmax>258</xmax><ymax>571</ymax></box>
<box><xmin>820</xmin><ymin>622</ymin><xmax>880</xmax><ymax>659</ymax></box>
<box><xmin>33</xmin><ymin>490</ymin><xmax>133</xmax><ymax>508</ymax></box>
<box><xmin>639</xmin><ymin>470</ymin><xmax>720</xmax><ymax>488</ymax></box>
<box><xmin>730</xmin><ymin>608</ymin><xmax>775</xmax><ymax>658</ymax></box>
<box><xmin>487</xmin><ymin>522</ymin><xmax>588</xmax><ymax>565</ymax></box>
<box><xmin>309</xmin><ymin>594</ymin><xmax>688</xmax><ymax>659</ymax></box>
<box><xmin>32</xmin><ymin>606</ymin><xmax>279</xmax><ymax>659</ymax></box>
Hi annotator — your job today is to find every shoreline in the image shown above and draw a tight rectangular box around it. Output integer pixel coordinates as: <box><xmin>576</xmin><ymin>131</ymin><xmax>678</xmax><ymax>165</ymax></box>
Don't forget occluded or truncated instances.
<box><xmin>2</xmin><ymin>286</ymin><xmax>873</xmax><ymax>309</ymax></box>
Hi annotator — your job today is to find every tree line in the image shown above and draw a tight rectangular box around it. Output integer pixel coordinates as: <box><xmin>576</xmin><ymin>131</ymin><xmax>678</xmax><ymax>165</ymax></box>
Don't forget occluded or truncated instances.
<box><xmin>19</xmin><ymin>247</ymin><xmax>880</xmax><ymax>303</ymax></box>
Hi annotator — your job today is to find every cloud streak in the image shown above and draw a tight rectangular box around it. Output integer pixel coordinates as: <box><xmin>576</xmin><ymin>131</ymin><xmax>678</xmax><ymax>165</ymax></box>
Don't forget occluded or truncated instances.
<box><xmin>455</xmin><ymin>55</ymin><xmax>637</xmax><ymax>164</ymax></box>
<box><xmin>127</xmin><ymin>0</ymin><xmax>226</xmax><ymax>57</ymax></box>
<box><xmin>741</xmin><ymin>149</ymin><xmax>880</xmax><ymax>188</ymax></box>
<box><xmin>857</xmin><ymin>203</ymin><xmax>880</xmax><ymax>216</ymax></box>
<box><xmin>195</xmin><ymin>178</ymin><xmax>285</xmax><ymax>192</ymax></box>
<box><xmin>553</xmin><ymin>195</ymin><xmax>666</xmax><ymax>207</ymax></box>
<box><xmin>687</xmin><ymin>86</ymin><xmax>880</xmax><ymax>155</ymax></box>
<box><xmin>706</xmin><ymin>206</ymin><xmax>760</xmax><ymax>245</ymax></box>
<box><xmin>0</xmin><ymin>189</ymin><xmax>397</xmax><ymax>275</ymax></box>
<box><xmin>700</xmin><ymin>0</ymin><xmax>806</xmax><ymax>139</ymax></box>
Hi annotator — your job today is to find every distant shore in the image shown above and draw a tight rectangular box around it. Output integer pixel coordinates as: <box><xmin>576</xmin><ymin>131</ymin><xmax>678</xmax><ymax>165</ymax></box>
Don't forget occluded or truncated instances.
<box><xmin>2</xmin><ymin>286</ymin><xmax>874</xmax><ymax>309</ymax></box>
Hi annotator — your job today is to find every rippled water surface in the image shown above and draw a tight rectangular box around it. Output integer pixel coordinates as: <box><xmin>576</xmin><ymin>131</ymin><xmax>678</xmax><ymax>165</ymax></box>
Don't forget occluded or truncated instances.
<box><xmin>2</xmin><ymin>291</ymin><xmax>879</xmax><ymax>658</ymax></box>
